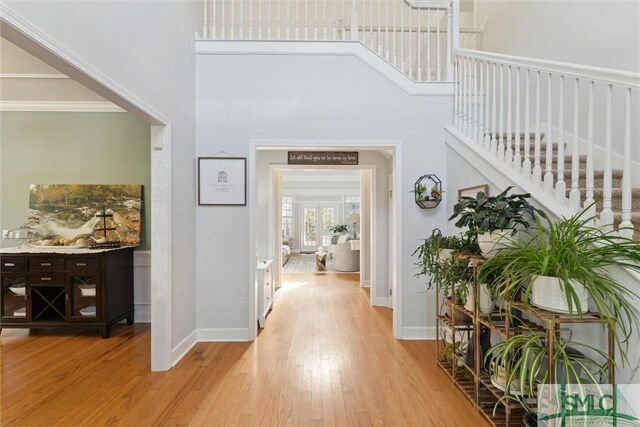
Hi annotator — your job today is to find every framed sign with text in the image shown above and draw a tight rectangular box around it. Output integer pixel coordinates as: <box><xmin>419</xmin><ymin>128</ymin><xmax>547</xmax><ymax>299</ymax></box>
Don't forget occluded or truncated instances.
<box><xmin>288</xmin><ymin>151</ymin><xmax>359</xmax><ymax>165</ymax></box>
<box><xmin>198</xmin><ymin>157</ymin><xmax>247</xmax><ymax>206</ymax></box>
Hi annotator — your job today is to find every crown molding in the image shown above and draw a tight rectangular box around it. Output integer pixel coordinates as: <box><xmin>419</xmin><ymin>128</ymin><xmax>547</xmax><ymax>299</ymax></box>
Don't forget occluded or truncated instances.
<box><xmin>0</xmin><ymin>100</ymin><xmax>125</xmax><ymax>112</ymax></box>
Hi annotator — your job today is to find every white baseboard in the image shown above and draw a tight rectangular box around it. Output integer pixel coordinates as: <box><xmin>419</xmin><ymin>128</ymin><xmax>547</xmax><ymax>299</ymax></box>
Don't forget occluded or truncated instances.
<box><xmin>401</xmin><ymin>326</ymin><xmax>436</xmax><ymax>340</ymax></box>
<box><xmin>373</xmin><ymin>296</ymin><xmax>389</xmax><ymax>307</ymax></box>
<box><xmin>197</xmin><ymin>328</ymin><xmax>251</xmax><ymax>342</ymax></box>
<box><xmin>171</xmin><ymin>329</ymin><xmax>198</xmax><ymax>367</ymax></box>
<box><xmin>133</xmin><ymin>303</ymin><xmax>151</xmax><ymax>323</ymax></box>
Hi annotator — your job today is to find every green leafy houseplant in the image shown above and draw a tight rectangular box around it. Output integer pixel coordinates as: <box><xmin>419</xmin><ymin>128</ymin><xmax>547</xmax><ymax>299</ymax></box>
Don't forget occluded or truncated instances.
<box><xmin>413</xmin><ymin>229</ymin><xmax>480</xmax><ymax>290</ymax></box>
<box><xmin>330</xmin><ymin>224</ymin><xmax>349</xmax><ymax>234</ymax></box>
<box><xmin>449</xmin><ymin>186</ymin><xmax>544</xmax><ymax>233</ymax></box>
<box><xmin>485</xmin><ymin>328</ymin><xmax>607</xmax><ymax>402</ymax></box>
<box><xmin>478</xmin><ymin>208</ymin><xmax>640</xmax><ymax>367</ymax></box>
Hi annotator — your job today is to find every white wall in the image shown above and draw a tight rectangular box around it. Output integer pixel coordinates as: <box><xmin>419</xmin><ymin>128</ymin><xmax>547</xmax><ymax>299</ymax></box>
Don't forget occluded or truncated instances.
<box><xmin>477</xmin><ymin>0</ymin><xmax>640</xmax><ymax>72</ymax></box>
<box><xmin>4</xmin><ymin>1</ymin><xmax>198</xmax><ymax>354</ymax></box>
<box><xmin>196</xmin><ymin>53</ymin><xmax>452</xmax><ymax>337</ymax></box>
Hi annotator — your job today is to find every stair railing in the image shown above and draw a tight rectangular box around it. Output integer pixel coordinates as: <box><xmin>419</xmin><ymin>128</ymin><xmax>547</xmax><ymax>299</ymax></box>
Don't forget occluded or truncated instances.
<box><xmin>198</xmin><ymin>0</ymin><xmax>470</xmax><ymax>82</ymax></box>
<box><xmin>453</xmin><ymin>48</ymin><xmax>640</xmax><ymax>237</ymax></box>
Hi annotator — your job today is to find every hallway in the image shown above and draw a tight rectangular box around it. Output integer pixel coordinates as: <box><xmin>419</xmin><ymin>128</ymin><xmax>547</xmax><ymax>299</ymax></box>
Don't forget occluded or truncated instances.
<box><xmin>1</xmin><ymin>274</ymin><xmax>487</xmax><ymax>426</ymax></box>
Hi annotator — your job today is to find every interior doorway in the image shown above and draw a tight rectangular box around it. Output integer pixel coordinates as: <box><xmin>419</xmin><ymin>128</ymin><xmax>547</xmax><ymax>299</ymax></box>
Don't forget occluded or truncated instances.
<box><xmin>249</xmin><ymin>142</ymin><xmax>401</xmax><ymax>341</ymax></box>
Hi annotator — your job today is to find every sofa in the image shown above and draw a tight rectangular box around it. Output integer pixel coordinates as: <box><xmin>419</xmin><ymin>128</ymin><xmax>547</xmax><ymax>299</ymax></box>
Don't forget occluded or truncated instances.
<box><xmin>330</xmin><ymin>234</ymin><xmax>360</xmax><ymax>272</ymax></box>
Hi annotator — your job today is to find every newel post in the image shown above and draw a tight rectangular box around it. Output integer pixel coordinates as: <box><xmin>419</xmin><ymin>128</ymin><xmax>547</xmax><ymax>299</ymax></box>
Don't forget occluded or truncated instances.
<box><xmin>350</xmin><ymin>0</ymin><xmax>359</xmax><ymax>41</ymax></box>
<box><xmin>448</xmin><ymin>0</ymin><xmax>459</xmax><ymax>81</ymax></box>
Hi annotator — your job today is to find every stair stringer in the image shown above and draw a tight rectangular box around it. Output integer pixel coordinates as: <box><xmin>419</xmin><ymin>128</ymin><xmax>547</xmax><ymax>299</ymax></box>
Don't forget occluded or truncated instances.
<box><xmin>195</xmin><ymin>40</ymin><xmax>454</xmax><ymax>97</ymax></box>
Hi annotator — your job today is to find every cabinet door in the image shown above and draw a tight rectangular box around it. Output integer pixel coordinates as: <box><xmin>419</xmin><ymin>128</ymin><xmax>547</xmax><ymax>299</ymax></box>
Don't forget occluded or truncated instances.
<box><xmin>67</xmin><ymin>274</ymin><xmax>100</xmax><ymax>321</ymax></box>
<box><xmin>1</xmin><ymin>274</ymin><xmax>29</xmax><ymax>321</ymax></box>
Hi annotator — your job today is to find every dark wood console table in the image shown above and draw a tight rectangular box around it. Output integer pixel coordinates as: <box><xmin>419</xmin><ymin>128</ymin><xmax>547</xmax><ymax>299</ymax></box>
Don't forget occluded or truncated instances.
<box><xmin>1</xmin><ymin>247</ymin><xmax>134</xmax><ymax>338</ymax></box>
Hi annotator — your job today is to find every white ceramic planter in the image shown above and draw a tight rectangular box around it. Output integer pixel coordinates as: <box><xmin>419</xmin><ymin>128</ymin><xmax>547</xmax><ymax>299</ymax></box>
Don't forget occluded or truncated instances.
<box><xmin>437</xmin><ymin>248</ymin><xmax>454</xmax><ymax>263</ymax></box>
<box><xmin>531</xmin><ymin>275</ymin><xmax>590</xmax><ymax>314</ymax></box>
<box><xmin>477</xmin><ymin>230</ymin><xmax>514</xmax><ymax>259</ymax></box>
<box><xmin>465</xmin><ymin>283</ymin><xmax>494</xmax><ymax>316</ymax></box>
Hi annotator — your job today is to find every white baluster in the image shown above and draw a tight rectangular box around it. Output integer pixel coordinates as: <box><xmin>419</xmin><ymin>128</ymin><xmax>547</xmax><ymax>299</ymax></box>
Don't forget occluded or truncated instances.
<box><xmin>276</xmin><ymin>0</ymin><xmax>280</xmax><ymax>39</ymax></box>
<box><xmin>369</xmin><ymin>0</ymin><xmax>374</xmax><ymax>50</ymax></box>
<box><xmin>453</xmin><ymin>58</ymin><xmax>459</xmax><ymax>128</ymax></box>
<box><xmin>584</xmin><ymin>80</ymin><xmax>595</xmax><ymax>217</ymax></box>
<box><xmin>392</xmin><ymin>2</ymin><xmax>398</xmax><ymax>68</ymax></box>
<box><xmin>267</xmin><ymin>0</ymin><xmax>272</xmax><ymax>38</ymax></box>
<box><xmin>249</xmin><ymin>0</ymin><xmax>253</xmax><ymax>38</ymax></box>
<box><xmin>522</xmin><ymin>69</ymin><xmax>531</xmax><ymax>177</ymax></box>
<box><xmin>377</xmin><ymin>0</ymin><xmax>382</xmax><ymax>54</ymax></box>
<box><xmin>436</xmin><ymin>12</ymin><xmax>441</xmax><ymax>81</ymax></box>
<box><xmin>417</xmin><ymin>9</ymin><xmax>422</xmax><ymax>81</ymax></box>
<box><xmin>323</xmin><ymin>0</ymin><xmax>327</xmax><ymax>40</ymax></box>
<box><xmin>426</xmin><ymin>10</ymin><xmax>431</xmax><ymax>82</ymax></box>
<box><xmin>362</xmin><ymin>0</ymin><xmax>366</xmax><ymax>42</ymax></box>
<box><xmin>446</xmin><ymin>7</ymin><xmax>452</xmax><ymax>81</ymax></box>
<box><xmin>400</xmin><ymin>3</ymin><xmax>404</xmax><ymax>74</ymax></box>
<box><xmin>555</xmin><ymin>75</ymin><xmax>567</xmax><ymax>203</ymax></box>
<box><xmin>620</xmin><ymin>87</ymin><xmax>633</xmax><ymax>237</ymax></box>
<box><xmin>230</xmin><ymin>0</ymin><xmax>235</xmax><ymax>38</ymax></box>
<box><xmin>332</xmin><ymin>0</ymin><xmax>337</xmax><ymax>39</ymax></box>
<box><xmin>497</xmin><ymin>64</ymin><xmax>505</xmax><ymax>161</ymax></box>
<box><xmin>473</xmin><ymin>59</ymin><xmax>479</xmax><ymax>142</ymax></box>
<box><xmin>203</xmin><ymin>0</ymin><xmax>209</xmax><ymax>38</ymax></box>
<box><xmin>314</xmin><ymin>0</ymin><xmax>318</xmax><ymax>39</ymax></box>
<box><xmin>513</xmin><ymin>67</ymin><xmax>521</xmax><ymax>173</ymax></box>
<box><xmin>295</xmin><ymin>0</ymin><xmax>300</xmax><ymax>39</ymax></box>
<box><xmin>600</xmin><ymin>83</ymin><xmax>614</xmax><ymax>229</ymax></box>
<box><xmin>304</xmin><ymin>0</ymin><xmax>308</xmax><ymax>39</ymax></box>
<box><xmin>221</xmin><ymin>0</ymin><xmax>226</xmax><ymax>39</ymax></box>
<box><xmin>484</xmin><ymin>61</ymin><xmax>490</xmax><ymax>149</ymax></box>
<box><xmin>212</xmin><ymin>0</ymin><xmax>217</xmax><ymax>39</ymax></box>
<box><xmin>393</xmin><ymin>0</ymin><xmax>397</xmax><ymax>66</ymax></box>
<box><xmin>569</xmin><ymin>77</ymin><xmax>581</xmax><ymax>211</ymax></box>
<box><xmin>478</xmin><ymin>59</ymin><xmax>484</xmax><ymax>144</ymax></box>
<box><xmin>408</xmin><ymin>7</ymin><xmax>413</xmax><ymax>79</ymax></box>
<box><xmin>544</xmin><ymin>73</ymin><xmax>554</xmax><ymax>194</ymax></box>
<box><xmin>490</xmin><ymin>62</ymin><xmax>497</xmax><ymax>153</ymax></box>
<box><xmin>463</xmin><ymin>57</ymin><xmax>468</xmax><ymax>135</ymax></box>
<box><xmin>385</xmin><ymin>0</ymin><xmax>389</xmax><ymax>61</ymax></box>
<box><xmin>239</xmin><ymin>0</ymin><xmax>244</xmax><ymax>39</ymax></box>
<box><xmin>505</xmin><ymin>65</ymin><xmax>513</xmax><ymax>167</ymax></box>
<box><xmin>533</xmin><ymin>70</ymin><xmax>542</xmax><ymax>184</ymax></box>
<box><xmin>286</xmin><ymin>0</ymin><xmax>291</xmax><ymax>39</ymax></box>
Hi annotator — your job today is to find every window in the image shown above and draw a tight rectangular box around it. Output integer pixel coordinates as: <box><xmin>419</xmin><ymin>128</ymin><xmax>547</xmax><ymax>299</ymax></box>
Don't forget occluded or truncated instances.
<box><xmin>281</xmin><ymin>196</ymin><xmax>293</xmax><ymax>238</ymax></box>
<box><xmin>344</xmin><ymin>196</ymin><xmax>360</xmax><ymax>219</ymax></box>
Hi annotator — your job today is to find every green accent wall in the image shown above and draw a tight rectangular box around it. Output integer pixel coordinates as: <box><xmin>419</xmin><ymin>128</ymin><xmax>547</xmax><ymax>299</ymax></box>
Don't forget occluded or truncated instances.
<box><xmin>0</xmin><ymin>112</ymin><xmax>151</xmax><ymax>249</ymax></box>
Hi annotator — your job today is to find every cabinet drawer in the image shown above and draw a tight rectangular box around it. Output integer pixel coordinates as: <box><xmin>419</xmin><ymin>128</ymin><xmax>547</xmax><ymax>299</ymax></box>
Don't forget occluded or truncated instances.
<box><xmin>1</xmin><ymin>256</ymin><xmax>28</xmax><ymax>273</ymax></box>
<box><xmin>28</xmin><ymin>272</ymin><xmax>65</xmax><ymax>286</ymax></box>
<box><xmin>66</xmin><ymin>257</ymin><xmax>99</xmax><ymax>271</ymax></box>
<box><xmin>30</xmin><ymin>257</ymin><xmax>64</xmax><ymax>271</ymax></box>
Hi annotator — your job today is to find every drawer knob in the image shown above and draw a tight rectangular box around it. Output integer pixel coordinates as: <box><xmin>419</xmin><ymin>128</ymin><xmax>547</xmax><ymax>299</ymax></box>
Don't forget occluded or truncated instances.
<box><xmin>77</xmin><ymin>263</ymin><xmax>87</xmax><ymax>267</ymax></box>
<box><xmin>4</xmin><ymin>263</ymin><xmax>16</xmax><ymax>267</ymax></box>
<box><xmin>41</xmin><ymin>277</ymin><xmax>52</xmax><ymax>281</ymax></box>
<box><xmin>41</xmin><ymin>263</ymin><xmax>52</xmax><ymax>267</ymax></box>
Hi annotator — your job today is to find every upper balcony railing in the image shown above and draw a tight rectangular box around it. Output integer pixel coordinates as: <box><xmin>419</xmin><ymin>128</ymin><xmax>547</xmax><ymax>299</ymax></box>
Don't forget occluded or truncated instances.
<box><xmin>197</xmin><ymin>0</ymin><xmax>482</xmax><ymax>82</ymax></box>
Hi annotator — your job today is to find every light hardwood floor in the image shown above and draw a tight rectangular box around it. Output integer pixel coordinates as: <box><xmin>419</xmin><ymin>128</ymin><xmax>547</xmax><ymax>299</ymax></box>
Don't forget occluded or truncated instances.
<box><xmin>1</xmin><ymin>273</ymin><xmax>488</xmax><ymax>426</ymax></box>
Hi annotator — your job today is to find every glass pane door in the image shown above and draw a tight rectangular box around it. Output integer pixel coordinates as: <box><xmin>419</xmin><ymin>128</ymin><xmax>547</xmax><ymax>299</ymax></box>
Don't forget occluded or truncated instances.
<box><xmin>321</xmin><ymin>207</ymin><xmax>336</xmax><ymax>246</ymax></box>
<box><xmin>302</xmin><ymin>207</ymin><xmax>317</xmax><ymax>251</ymax></box>
<box><xmin>69</xmin><ymin>275</ymin><xmax>99</xmax><ymax>321</ymax></box>
<box><xmin>1</xmin><ymin>275</ymin><xmax>28</xmax><ymax>320</ymax></box>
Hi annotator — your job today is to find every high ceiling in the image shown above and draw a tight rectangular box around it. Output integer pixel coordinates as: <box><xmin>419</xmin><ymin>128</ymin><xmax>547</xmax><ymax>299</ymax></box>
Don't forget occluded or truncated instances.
<box><xmin>0</xmin><ymin>37</ymin><xmax>121</xmax><ymax>111</ymax></box>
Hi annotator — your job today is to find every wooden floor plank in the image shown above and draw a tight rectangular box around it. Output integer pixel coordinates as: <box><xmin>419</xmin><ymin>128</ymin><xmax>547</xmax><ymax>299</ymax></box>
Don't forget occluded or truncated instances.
<box><xmin>1</xmin><ymin>273</ymin><xmax>489</xmax><ymax>426</ymax></box>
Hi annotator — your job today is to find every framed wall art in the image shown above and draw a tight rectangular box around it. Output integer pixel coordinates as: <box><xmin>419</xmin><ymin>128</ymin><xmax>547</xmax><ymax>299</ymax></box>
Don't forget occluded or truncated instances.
<box><xmin>198</xmin><ymin>157</ymin><xmax>247</xmax><ymax>206</ymax></box>
<box><xmin>457</xmin><ymin>184</ymin><xmax>489</xmax><ymax>201</ymax></box>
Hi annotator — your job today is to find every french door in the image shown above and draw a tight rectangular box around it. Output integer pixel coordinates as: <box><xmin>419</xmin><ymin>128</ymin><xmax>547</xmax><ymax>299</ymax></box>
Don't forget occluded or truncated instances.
<box><xmin>300</xmin><ymin>204</ymin><xmax>339</xmax><ymax>252</ymax></box>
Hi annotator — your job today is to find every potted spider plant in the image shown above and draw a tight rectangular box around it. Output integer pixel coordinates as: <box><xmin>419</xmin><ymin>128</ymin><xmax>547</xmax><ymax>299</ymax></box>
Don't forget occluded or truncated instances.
<box><xmin>449</xmin><ymin>186</ymin><xmax>544</xmax><ymax>258</ymax></box>
<box><xmin>485</xmin><ymin>328</ymin><xmax>608</xmax><ymax>402</ymax></box>
<box><xmin>478</xmin><ymin>208</ymin><xmax>640</xmax><ymax>365</ymax></box>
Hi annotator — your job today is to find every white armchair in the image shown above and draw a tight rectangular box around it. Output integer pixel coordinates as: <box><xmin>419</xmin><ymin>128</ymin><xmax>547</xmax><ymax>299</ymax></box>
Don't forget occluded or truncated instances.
<box><xmin>331</xmin><ymin>235</ymin><xmax>360</xmax><ymax>272</ymax></box>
